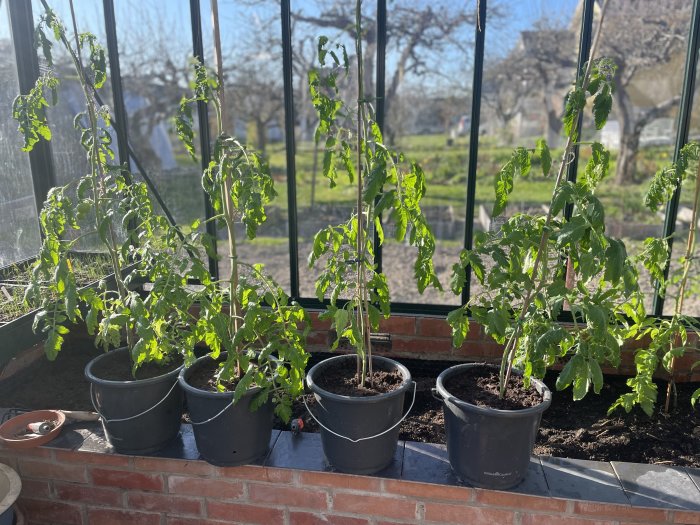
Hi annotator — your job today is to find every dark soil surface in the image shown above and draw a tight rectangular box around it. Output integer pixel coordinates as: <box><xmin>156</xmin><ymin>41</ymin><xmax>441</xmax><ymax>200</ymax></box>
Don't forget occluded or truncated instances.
<box><xmin>1</xmin><ymin>342</ymin><xmax>698</xmax><ymax>467</ymax></box>
<box><xmin>91</xmin><ymin>352</ymin><xmax>182</xmax><ymax>382</ymax></box>
<box><xmin>442</xmin><ymin>365</ymin><xmax>543</xmax><ymax>410</ymax></box>
<box><xmin>314</xmin><ymin>359</ymin><xmax>405</xmax><ymax>396</ymax></box>
<box><xmin>186</xmin><ymin>358</ymin><xmax>237</xmax><ymax>392</ymax></box>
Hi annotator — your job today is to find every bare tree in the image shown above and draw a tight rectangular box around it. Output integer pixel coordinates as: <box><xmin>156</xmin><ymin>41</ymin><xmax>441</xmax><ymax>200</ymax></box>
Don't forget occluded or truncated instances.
<box><xmin>291</xmin><ymin>0</ymin><xmax>475</xmax><ymax>142</ymax></box>
<box><xmin>482</xmin><ymin>24</ymin><xmax>577</xmax><ymax>146</ymax></box>
<box><xmin>599</xmin><ymin>0</ymin><xmax>691</xmax><ymax>184</ymax></box>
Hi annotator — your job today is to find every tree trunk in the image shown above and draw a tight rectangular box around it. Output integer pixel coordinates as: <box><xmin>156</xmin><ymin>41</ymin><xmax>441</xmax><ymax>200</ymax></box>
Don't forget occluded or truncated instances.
<box><xmin>614</xmin><ymin>83</ymin><xmax>639</xmax><ymax>185</ymax></box>
<box><xmin>256</xmin><ymin>118</ymin><xmax>267</xmax><ymax>154</ymax></box>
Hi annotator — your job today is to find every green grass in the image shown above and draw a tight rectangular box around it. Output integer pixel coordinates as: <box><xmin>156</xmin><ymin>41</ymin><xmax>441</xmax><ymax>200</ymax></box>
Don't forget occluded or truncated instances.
<box><xmin>171</xmin><ymin>132</ymin><xmax>677</xmax><ymax>225</ymax></box>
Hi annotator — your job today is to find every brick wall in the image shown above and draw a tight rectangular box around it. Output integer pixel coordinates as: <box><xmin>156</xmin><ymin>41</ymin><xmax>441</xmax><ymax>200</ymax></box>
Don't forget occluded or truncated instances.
<box><xmin>1</xmin><ymin>447</ymin><xmax>695</xmax><ymax>525</ymax></box>
<box><xmin>306</xmin><ymin>313</ymin><xmax>700</xmax><ymax>383</ymax></box>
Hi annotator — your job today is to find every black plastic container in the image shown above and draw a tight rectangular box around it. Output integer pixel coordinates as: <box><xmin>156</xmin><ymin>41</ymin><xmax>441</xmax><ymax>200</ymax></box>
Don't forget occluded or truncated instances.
<box><xmin>179</xmin><ymin>353</ymin><xmax>273</xmax><ymax>466</ymax></box>
<box><xmin>306</xmin><ymin>354</ymin><xmax>413</xmax><ymax>475</ymax></box>
<box><xmin>85</xmin><ymin>347</ymin><xmax>184</xmax><ymax>454</ymax></box>
<box><xmin>434</xmin><ymin>363</ymin><xmax>551</xmax><ymax>489</ymax></box>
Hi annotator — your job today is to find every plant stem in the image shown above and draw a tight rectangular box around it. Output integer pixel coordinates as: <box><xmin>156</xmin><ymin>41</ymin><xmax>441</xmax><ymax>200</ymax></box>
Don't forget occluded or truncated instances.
<box><xmin>210</xmin><ymin>0</ymin><xmax>241</xmax><ymax>378</ymax></box>
<box><xmin>664</xmin><ymin>159</ymin><xmax>700</xmax><ymax>412</ymax></box>
<box><xmin>499</xmin><ymin>0</ymin><xmax>610</xmax><ymax>397</ymax></box>
<box><xmin>354</xmin><ymin>0</ymin><xmax>372</xmax><ymax>385</ymax></box>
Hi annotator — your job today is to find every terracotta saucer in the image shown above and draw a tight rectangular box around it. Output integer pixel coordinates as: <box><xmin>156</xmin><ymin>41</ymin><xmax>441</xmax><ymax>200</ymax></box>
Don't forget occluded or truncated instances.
<box><xmin>0</xmin><ymin>410</ymin><xmax>66</xmax><ymax>449</ymax></box>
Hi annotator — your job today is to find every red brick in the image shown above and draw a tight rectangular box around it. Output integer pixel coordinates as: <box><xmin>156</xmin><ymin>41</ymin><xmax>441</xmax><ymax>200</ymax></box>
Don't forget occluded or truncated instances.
<box><xmin>418</xmin><ymin>317</ymin><xmax>453</xmax><ymax>338</ymax></box>
<box><xmin>167</xmin><ymin>519</ymin><xmax>232</xmax><ymax>525</ymax></box>
<box><xmin>18</xmin><ymin>499</ymin><xmax>83</xmax><ymax>525</ymax></box>
<box><xmin>54</xmin><ymin>449</ymin><xmax>132</xmax><ymax>467</ymax></box>
<box><xmin>128</xmin><ymin>491</ymin><xmax>202</xmax><ymax>516</ymax></box>
<box><xmin>382</xmin><ymin>479</ymin><xmax>472</xmax><ymax>502</ymax></box>
<box><xmin>91</xmin><ymin>467</ymin><xmax>163</xmax><ymax>491</ymax></box>
<box><xmin>87</xmin><ymin>508</ymin><xmax>161</xmax><ymax>525</ymax></box>
<box><xmin>289</xmin><ymin>511</ymin><xmax>370</xmax><ymax>525</ymax></box>
<box><xmin>134</xmin><ymin>456</ymin><xmax>215</xmax><ymax>476</ymax></box>
<box><xmin>379</xmin><ymin>316</ymin><xmax>416</xmax><ymax>336</ymax></box>
<box><xmin>392</xmin><ymin>337</ymin><xmax>453</xmax><ymax>355</ymax></box>
<box><xmin>54</xmin><ymin>482</ymin><xmax>123</xmax><ymax>507</ymax></box>
<box><xmin>453</xmin><ymin>341</ymin><xmax>504</xmax><ymax>359</ymax></box>
<box><xmin>573</xmin><ymin>501</ymin><xmax>670</xmax><ymax>522</ymax></box>
<box><xmin>19</xmin><ymin>459</ymin><xmax>87</xmax><ymax>484</ymax></box>
<box><xmin>248</xmin><ymin>482</ymin><xmax>328</xmax><ymax>510</ymax></box>
<box><xmin>207</xmin><ymin>501</ymin><xmax>285</xmax><ymax>524</ymax></box>
<box><xmin>673</xmin><ymin>510</ymin><xmax>700</xmax><ymax>524</ymax></box>
<box><xmin>310</xmin><ymin>312</ymin><xmax>332</xmax><ymax>331</ymax></box>
<box><xmin>19</xmin><ymin>479</ymin><xmax>51</xmax><ymax>499</ymax></box>
<box><xmin>332</xmin><ymin>493</ymin><xmax>416</xmax><ymax>520</ymax></box>
<box><xmin>168</xmin><ymin>475</ymin><xmax>244</xmax><ymax>499</ymax></box>
<box><xmin>298</xmin><ymin>470</ymin><xmax>382</xmax><ymax>492</ymax></box>
<box><xmin>475</xmin><ymin>490</ymin><xmax>567</xmax><ymax>512</ymax></box>
<box><xmin>307</xmin><ymin>331</ymin><xmax>330</xmax><ymax>345</ymax></box>
<box><xmin>0</xmin><ymin>456</ymin><xmax>18</xmax><ymax>471</ymax></box>
<box><xmin>423</xmin><ymin>502</ymin><xmax>514</xmax><ymax>524</ymax></box>
<box><xmin>217</xmin><ymin>465</ymin><xmax>293</xmax><ymax>483</ymax></box>
<box><xmin>13</xmin><ymin>447</ymin><xmax>52</xmax><ymax>459</ymax></box>
<box><xmin>521</xmin><ymin>515</ymin><xmax>615</xmax><ymax>525</ymax></box>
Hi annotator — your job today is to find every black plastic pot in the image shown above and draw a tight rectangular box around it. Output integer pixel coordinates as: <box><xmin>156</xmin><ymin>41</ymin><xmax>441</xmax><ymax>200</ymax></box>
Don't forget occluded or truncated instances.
<box><xmin>434</xmin><ymin>363</ymin><xmax>551</xmax><ymax>490</ymax></box>
<box><xmin>306</xmin><ymin>354</ymin><xmax>413</xmax><ymax>475</ymax></box>
<box><xmin>85</xmin><ymin>347</ymin><xmax>184</xmax><ymax>454</ymax></box>
<box><xmin>179</xmin><ymin>353</ymin><xmax>273</xmax><ymax>467</ymax></box>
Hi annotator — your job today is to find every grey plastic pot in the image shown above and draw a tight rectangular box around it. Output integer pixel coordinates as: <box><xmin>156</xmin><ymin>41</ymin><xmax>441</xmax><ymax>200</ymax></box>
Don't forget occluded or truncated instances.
<box><xmin>85</xmin><ymin>347</ymin><xmax>184</xmax><ymax>454</ymax></box>
<box><xmin>0</xmin><ymin>463</ymin><xmax>20</xmax><ymax>525</ymax></box>
<box><xmin>306</xmin><ymin>354</ymin><xmax>413</xmax><ymax>475</ymax></box>
<box><xmin>179</xmin><ymin>353</ymin><xmax>273</xmax><ymax>467</ymax></box>
<box><xmin>435</xmin><ymin>363</ymin><xmax>551</xmax><ymax>490</ymax></box>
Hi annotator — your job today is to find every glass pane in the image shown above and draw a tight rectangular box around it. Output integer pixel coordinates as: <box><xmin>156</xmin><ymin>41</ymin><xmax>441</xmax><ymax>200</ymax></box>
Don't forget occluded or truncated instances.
<box><xmin>292</xmin><ymin>0</ymin><xmax>372</xmax><ymax>299</ymax></box>
<box><xmin>0</xmin><ymin>3</ymin><xmax>41</xmax><ymax>266</ymax></box>
<box><xmin>199</xmin><ymin>0</ymin><xmax>289</xmax><ymax>291</ymax></box>
<box><xmin>665</xmin><ymin>15</ymin><xmax>700</xmax><ymax>317</ymax></box>
<box><xmin>383</xmin><ymin>0</ymin><xmax>475</xmax><ymax>305</ymax></box>
<box><xmin>116</xmin><ymin>0</ymin><xmax>207</xmax><ymax>229</ymax></box>
<box><xmin>31</xmin><ymin>0</ymin><xmax>113</xmax><ymax>252</ymax></box>
<box><xmin>582</xmin><ymin>2</ymin><xmax>690</xmax><ymax>315</ymax></box>
<box><xmin>32</xmin><ymin>0</ymin><xmax>113</xmax><ymax>188</ymax></box>
<box><xmin>472</xmin><ymin>0</ymin><xmax>579</xmax><ymax>296</ymax></box>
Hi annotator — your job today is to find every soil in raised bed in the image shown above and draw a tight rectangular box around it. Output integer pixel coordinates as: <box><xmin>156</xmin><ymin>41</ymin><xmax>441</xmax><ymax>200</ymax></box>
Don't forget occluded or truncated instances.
<box><xmin>0</xmin><ymin>345</ymin><xmax>698</xmax><ymax>467</ymax></box>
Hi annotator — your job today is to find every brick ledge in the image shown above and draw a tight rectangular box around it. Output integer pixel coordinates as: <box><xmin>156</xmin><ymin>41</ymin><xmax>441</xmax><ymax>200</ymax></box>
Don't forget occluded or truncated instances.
<box><xmin>0</xmin><ymin>418</ymin><xmax>698</xmax><ymax>525</ymax></box>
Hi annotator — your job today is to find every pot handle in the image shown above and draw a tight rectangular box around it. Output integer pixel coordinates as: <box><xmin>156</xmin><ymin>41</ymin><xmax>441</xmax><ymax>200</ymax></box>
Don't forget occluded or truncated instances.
<box><xmin>90</xmin><ymin>380</ymin><xmax>179</xmax><ymax>425</ymax></box>
<box><xmin>431</xmin><ymin>387</ymin><xmax>461</xmax><ymax>406</ymax></box>
<box><xmin>303</xmin><ymin>380</ymin><xmax>417</xmax><ymax>444</ymax></box>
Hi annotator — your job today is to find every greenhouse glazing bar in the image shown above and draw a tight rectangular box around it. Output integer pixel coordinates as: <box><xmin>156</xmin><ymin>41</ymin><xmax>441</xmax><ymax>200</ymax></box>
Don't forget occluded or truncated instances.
<box><xmin>189</xmin><ymin>0</ymin><xmax>219</xmax><ymax>280</ymax></box>
<box><xmin>461</xmin><ymin>0</ymin><xmax>487</xmax><ymax>306</ymax></box>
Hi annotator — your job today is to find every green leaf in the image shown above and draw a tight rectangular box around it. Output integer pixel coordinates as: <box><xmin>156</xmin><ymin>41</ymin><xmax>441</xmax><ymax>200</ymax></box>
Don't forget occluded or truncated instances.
<box><xmin>592</xmin><ymin>85</ymin><xmax>612</xmax><ymax>130</ymax></box>
<box><xmin>563</xmin><ymin>87</ymin><xmax>586</xmax><ymax>137</ymax></box>
<box><xmin>493</xmin><ymin>160</ymin><xmax>514</xmax><ymax>217</ymax></box>
<box><xmin>447</xmin><ymin>308</ymin><xmax>469</xmax><ymax>348</ymax></box>
<box><xmin>535</xmin><ymin>138</ymin><xmax>551</xmax><ymax>176</ymax></box>
<box><xmin>604</xmin><ymin>238</ymin><xmax>626</xmax><ymax>284</ymax></box>
<box><xmin>589</xmin><ymin>359</ymin><xmax>604</xmax><ymax>394</ymax></box>
<box><xmin>557</xmin><ymin>216</ymin><xmax>587</xmax><ymax>247</ymax></box>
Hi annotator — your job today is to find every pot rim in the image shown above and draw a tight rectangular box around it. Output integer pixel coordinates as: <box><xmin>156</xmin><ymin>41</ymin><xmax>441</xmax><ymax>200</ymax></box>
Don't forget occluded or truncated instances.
<box><xmin>178</xmin><ymin>352</ymin><xmax>263</xmax><ymax>399</ymax></box>
<box><xmin>435</xmin><ymin>362</ymin><xmax>552</xmax><ymax>417</ymax></box>
<box><xmin>85</xmin><ymin>347</ymin><xmax>183</xmax><ymax>387</ymax></box>
<box><xmin>0</xmin><ymin>463</ymin><xmax>21</xmax><ymax>514</ymax></box>
<box><xmin>306</xmin><ymin>354</ymin><xmax>412</xmax><ymax>404</ymax></box>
